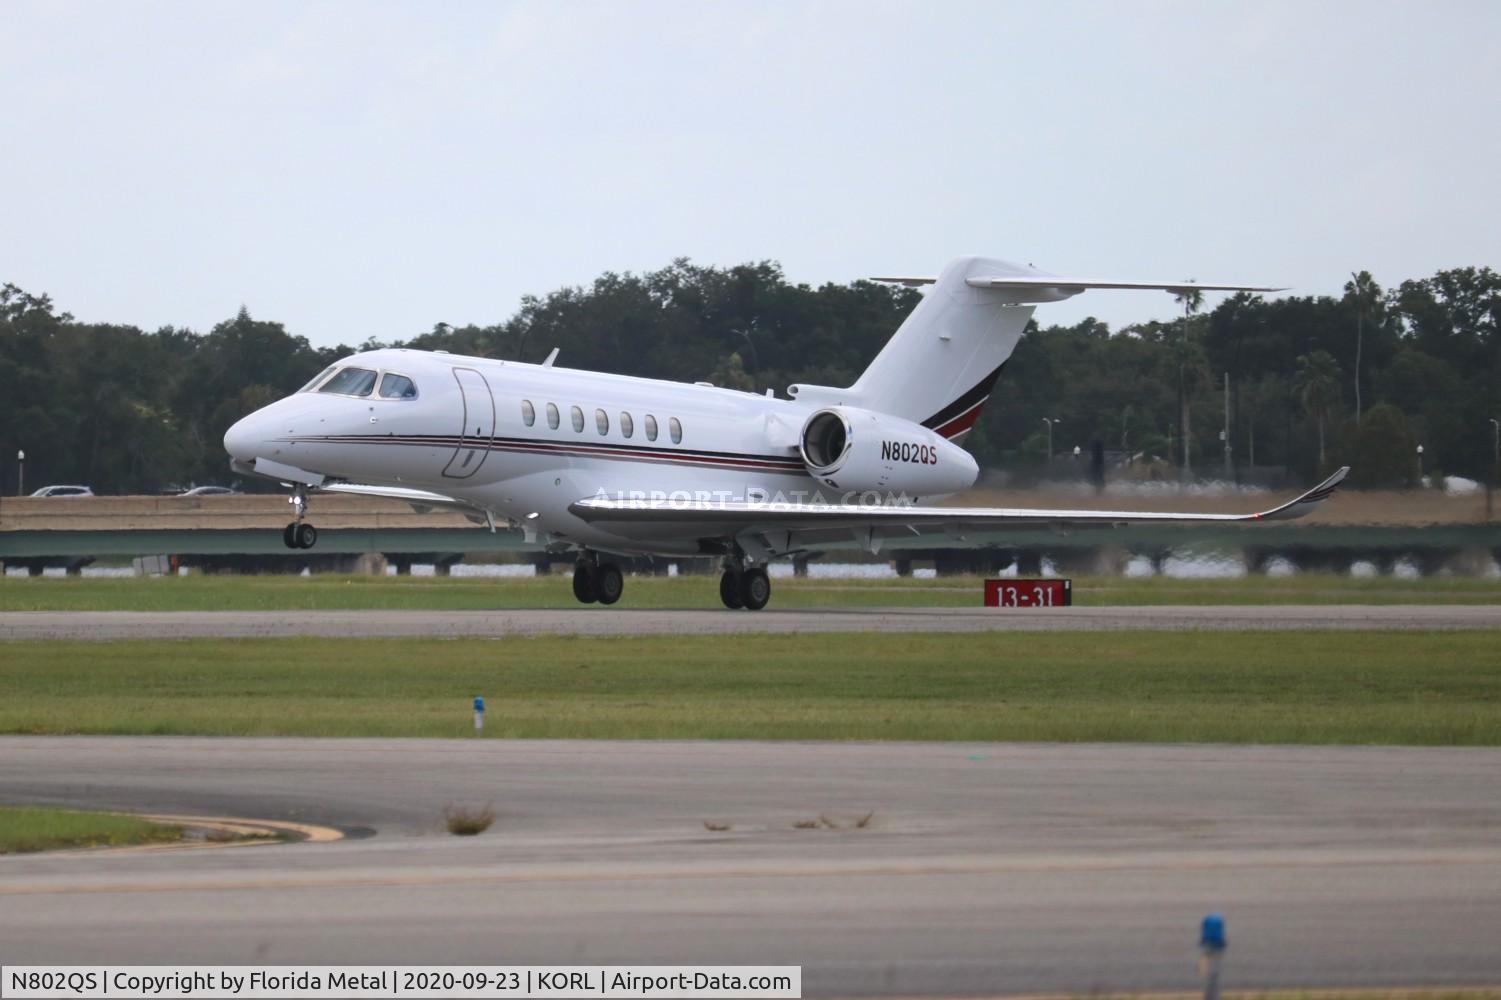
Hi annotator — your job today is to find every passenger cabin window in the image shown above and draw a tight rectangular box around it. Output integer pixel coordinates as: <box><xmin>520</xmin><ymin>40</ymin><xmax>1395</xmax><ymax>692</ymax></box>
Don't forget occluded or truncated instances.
<box><xmin>595</xmin><ymin>408</ymin><xmax>609</xmax><ymax>435</ymax></box>
<box><xmin>377</xmin><ymin>373</ymin><xmax>417</xmax><ymax>399</ymax></box>
<box><xmin>619</xmin><ymin>412</ymin><xmax>634</xmax><ymax>438</ymax></box>
<box><xmin>570</xmin><ymin>405</ymin><xmax>585</xmax><ymax>432</ymax></box>
<box><xmin>521</xmin><ymin>399</ymin><xmax>536</xmax><ymax>426</ymax></box>
<box><xmin>644</xmin><ymin>414</ymin><xmax>658</xmax><ymax>441</ymax></box>
<box><xmin>318</xmin><ymin>367</ymin><xmax>378</xmax><ymax>397</ymax></box>
<box><xmin>669</xmin><ymin>417</ymin><xmax>683</xmax><ymax>444</ymax></box>
<box><xmin>546</xmin><ymin>402</ymin><xmax>560</xmax><ymax>430</ymax></box>
<box><xmin>300</xmin><ymin>366</ymin><xmax>336</xmax><ymax>392</ymax></box>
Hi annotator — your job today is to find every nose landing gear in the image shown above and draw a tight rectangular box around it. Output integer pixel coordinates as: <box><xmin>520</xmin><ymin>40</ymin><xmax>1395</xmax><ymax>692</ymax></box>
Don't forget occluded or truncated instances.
<box><xmin>282</xmin><ymin>485</ymin><xmax>318</xmax><ymax>550</ymax></box>
<box><xmin>572</xmin><ymin>553</ymin><xmax>624</xmax><ymax>605</ymax></box>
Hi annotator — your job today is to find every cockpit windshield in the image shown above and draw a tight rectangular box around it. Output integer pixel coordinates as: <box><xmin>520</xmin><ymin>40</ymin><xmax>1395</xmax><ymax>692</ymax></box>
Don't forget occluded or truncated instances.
<box><xmin>299</xmin><ymin>366</ymin><xmax>336</xmax><ymax>392</ymax></box>
<box><xmin>378</xmin><ymin>373</ymin><xmax>418</xmax><ymax>399</ymax></box>
<box><xmin>317</xmin><ymin>367</ymin><xmax>378</xmax><ymax>397</ymax></box>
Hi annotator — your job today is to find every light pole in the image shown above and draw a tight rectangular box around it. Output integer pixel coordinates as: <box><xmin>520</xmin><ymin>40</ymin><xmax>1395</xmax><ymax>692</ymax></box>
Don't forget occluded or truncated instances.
<box><xmin>1042</xmin><ymin>418</ymin><xmax>1057</xmax><ymax>463</ymax></box>
<box><xmin>1488</xmin><ymin>418</ymin><xmax>1499</xmax><ymax>519</ymax></box>
<box><xmin>15</xmin><ymin>449</ymin><xmax>23</xmax><ymax>497</ymax></box>
<box><xmin>1416</xmin><ymin>444</ymin><xmax>1424</xmax><ymax>487</ymax></box>
<box><xmin>1222</xmin><ymin>371</ymin><xmax>1232</xmax><ymax>479</ymax></box>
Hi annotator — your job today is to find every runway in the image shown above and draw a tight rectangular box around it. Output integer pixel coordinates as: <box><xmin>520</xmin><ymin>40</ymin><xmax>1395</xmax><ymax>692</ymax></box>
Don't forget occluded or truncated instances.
<box><xmin>3</xmin><ymin>738</ymin><xmax>1500</xmax><ymax>994</ymax></box>
<box><xmin>3</xmin><ymin>603</ymin><xmax>1500</xmax><ymax>639</ymax></box>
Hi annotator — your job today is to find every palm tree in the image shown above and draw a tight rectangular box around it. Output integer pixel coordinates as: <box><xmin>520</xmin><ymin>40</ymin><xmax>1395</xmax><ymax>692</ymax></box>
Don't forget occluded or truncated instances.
<box><xmin>1294</xmin><ymin>351</ymin><xmax>1342</xmax><ymax>471</ymax></box>
<box><xmin>1172</xmin><ymin>286</ymin><xmax>1204</xmax><ymax>473</ymax></box>
<box><xmin>1342</xmin><ymin>271</ymin><xmax>1380</xmax><ymax>424</ymax></box>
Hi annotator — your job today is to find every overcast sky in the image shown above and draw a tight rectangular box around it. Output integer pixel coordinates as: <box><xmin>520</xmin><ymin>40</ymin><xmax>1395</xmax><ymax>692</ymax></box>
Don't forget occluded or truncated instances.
<box><xmin>5</xmin><ymin>1</ymin><xmax>1498</xmax><ymax>349</ymax></box>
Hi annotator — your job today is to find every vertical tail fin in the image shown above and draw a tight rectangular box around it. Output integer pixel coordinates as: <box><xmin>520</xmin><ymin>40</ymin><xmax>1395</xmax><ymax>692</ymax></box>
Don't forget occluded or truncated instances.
<box><xmin>787</xmin><ymin>257</ymin><xmax>1037</xmax><ymax>441</ymax></box>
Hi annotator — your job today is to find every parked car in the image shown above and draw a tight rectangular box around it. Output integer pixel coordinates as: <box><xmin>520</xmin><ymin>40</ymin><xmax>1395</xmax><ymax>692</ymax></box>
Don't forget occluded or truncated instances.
<box><xmin>30</xmin><ymin>485</ymin><xmax>94</xmax><ymax>497</ymax></box>
<box><xmin>179</xmin><ymin>485</ymin><xmax>238</xmax><ymax>496</ymax></box>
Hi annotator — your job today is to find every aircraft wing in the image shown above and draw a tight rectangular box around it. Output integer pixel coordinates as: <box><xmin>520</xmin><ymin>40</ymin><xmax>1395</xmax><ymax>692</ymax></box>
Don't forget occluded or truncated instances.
<box><xmin>320</xmin><ymin>483</ymin><xmax>490</xmax><ymax>520</ymax></box>
<box><xmin>570</xmin><ymin>468</ymin><xmax>1349</xmax><ymax>541</ymax></box>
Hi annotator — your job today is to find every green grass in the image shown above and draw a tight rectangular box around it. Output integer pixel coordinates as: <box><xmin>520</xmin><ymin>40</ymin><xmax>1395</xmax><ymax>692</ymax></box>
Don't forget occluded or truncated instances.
<box><xmin>0</xmin><ymin>571</ymin><xmax>1497</xmax><ymax>611</ymax></box>
<box><xmin>0</xmin><ymin>805</ymin><xmax>181</xmax><ymax>854</ymax></box>
<box><xmin>1</xmin><ymin>632</ymin><xmax>1498</xmax><ymax>744</ymax></box>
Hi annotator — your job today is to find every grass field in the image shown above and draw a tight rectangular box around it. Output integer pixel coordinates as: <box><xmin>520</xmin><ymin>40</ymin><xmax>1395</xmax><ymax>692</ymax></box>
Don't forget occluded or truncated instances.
<box><xmin>1</xmin><ymin>631</ymin><xmax>1497</xmax><ymax>744</ymax></box>
<box><xmin>0</xmin><ymin>805</ymin><xmax>181</xmax><ymax>854</ymax></box>
<box><xmin>0</xmin><ymin>572</ymin><xmax>1498</xmax><ymax>611</ymax></box>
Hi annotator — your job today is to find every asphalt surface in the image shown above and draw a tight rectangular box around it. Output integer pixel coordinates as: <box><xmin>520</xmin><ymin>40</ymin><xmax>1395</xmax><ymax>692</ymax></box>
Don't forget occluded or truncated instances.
<box><xmin>3</xmin><ymin>604</ymin><xmax>1500</xmax><ymax>639</ymax></box>
<box><xmin>3</xmin><ymin>738</ymin><xmax>1500</xmax><ymax>994</ymax></box>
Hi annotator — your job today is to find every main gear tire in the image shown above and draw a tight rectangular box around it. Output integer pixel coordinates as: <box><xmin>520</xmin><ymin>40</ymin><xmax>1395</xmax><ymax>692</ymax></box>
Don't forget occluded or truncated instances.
<box><xmin>739</xmin><ymin>567</ymin><xmax>771</xmax><ymax>611</ymax></box>
<box><xmin>719</xmin><ymin>570</ymin><xmax>744</xmax><ymax>609</ymax></box>
<box><xmin>595</xmin><ymin>563</ymin><xmax>624</xmax><ymax>605</ymax></box>
<box><xmin>572</xmin><ymin>562</ymin><xmax>599</xmax><ymax>604</ymax></box>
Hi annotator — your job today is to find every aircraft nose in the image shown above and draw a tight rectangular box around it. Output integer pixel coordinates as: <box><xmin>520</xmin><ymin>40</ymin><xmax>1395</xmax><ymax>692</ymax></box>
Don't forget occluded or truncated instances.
<box><xmin>223</xmin><ymin>413</ymin><xmax>264</xmax><ymax>463</ymax></box>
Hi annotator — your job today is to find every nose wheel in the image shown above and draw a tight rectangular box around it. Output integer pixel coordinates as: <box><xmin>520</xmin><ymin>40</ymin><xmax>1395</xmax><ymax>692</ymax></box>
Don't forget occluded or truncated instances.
<box><xmin>283</xmin><ymin>521</ymin><xmax>318</xmax><ymax>550</ymax></box>
<box><xmin>282</xmin><ymin>485</ymin><xmax>318</xmax><ymax>549</ymax></box>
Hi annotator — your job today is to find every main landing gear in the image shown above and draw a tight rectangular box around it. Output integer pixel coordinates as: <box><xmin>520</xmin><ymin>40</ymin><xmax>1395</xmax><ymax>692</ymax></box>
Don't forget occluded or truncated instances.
<box><xmin>282</xmin><ymin>484</ymin><xmax>318</xmax><ymax>550</ymax></box>
<box><xmin>719</xmin><ymin>561</ymin><xmax>770</xmax><ymax>611</ymax></box>
<box><xmin>567</xmin><ymin>551</ymin><xmax>771</xmax><ymax>610</ymax></box>
<box><xmin>572</xmin><ymin>553</ymin><xmax>624</xmax><ymax>605</ymax></box>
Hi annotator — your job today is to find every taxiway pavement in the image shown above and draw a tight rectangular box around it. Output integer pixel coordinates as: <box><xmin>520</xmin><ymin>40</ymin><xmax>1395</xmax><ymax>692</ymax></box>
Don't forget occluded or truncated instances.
<box><xmin>2</xmin><ymin>738</ymin><xmax>1500</xmax><ymax>994</ymax></box>
<box><xmin>3</xmin><ymin>603</ymin><xmax>1500</xmax><ymax>640</ymax></box>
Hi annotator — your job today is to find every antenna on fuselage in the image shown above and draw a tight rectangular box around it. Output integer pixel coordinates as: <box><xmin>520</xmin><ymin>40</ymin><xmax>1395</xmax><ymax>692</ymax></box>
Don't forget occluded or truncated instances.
<box><xmin>541</xmin><ymin>347</ymin><xmax>560</xmax><ymax>368</ymax></box>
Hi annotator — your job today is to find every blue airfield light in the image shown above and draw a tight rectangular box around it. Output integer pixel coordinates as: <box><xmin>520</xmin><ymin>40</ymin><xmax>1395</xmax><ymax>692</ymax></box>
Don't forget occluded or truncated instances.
<box><xmin>474</xmin><ymin>696</ymin><xmax>485</xmax><ymax>714</ymax></box>
<box><xmin>1199</xmin><ymin>912</ymin><xmax>1227</xmax><ymax>1000</ymax></box>
<box><xmin>1200</xmin><ymin>912</ymin><xmax>1227</xmax><ymax>952</ymax></box>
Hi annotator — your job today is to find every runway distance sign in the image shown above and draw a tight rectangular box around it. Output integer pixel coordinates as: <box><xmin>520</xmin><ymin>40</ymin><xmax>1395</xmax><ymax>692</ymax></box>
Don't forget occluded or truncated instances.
<box><xmin>983</xmin><ymin>578</ymin><xmax>1072</xmax><ymax>608</ymax></box>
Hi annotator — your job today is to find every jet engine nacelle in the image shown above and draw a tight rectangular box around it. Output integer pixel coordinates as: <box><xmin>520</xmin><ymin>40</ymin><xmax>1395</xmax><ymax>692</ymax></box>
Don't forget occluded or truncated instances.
<box><xmin>799</xmin><ymin>406</ymin><xmax>979</xmax><ymax>497</ymax></box>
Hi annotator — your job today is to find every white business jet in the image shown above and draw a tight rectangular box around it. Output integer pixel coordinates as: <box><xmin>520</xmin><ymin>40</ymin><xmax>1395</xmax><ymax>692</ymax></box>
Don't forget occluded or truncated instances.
<box><xmin>223</xmin><ymin>256</ymin><xmax>1348</xmax><ymax>610</ymax></box>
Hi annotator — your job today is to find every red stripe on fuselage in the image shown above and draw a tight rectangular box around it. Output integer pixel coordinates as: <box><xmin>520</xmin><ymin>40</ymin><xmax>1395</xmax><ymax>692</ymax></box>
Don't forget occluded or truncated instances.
<box><xmin>284</xmin><ymin>434</ymin><xmax>809</xmax><ymax>474</ymax></box>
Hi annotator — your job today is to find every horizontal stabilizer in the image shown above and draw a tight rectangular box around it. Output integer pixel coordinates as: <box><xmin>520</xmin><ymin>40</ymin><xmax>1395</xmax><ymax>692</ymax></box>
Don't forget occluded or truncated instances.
<box><xmin>964</xmin><ymin>276</ymin><xmax>1286</xmax><ymax>294</ymax></box>
<box><xmin>872</xmin><ymin>272</ymin><xmax>1284</xmax><ymax>302</ymax></box>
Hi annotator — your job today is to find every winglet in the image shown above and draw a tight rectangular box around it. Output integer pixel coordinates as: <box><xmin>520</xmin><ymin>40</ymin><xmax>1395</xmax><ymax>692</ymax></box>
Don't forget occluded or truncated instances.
<box><xmin>1252</xmin><ymin>466</ymin><xmax>1350</xmax><ymax>521</ymax></box>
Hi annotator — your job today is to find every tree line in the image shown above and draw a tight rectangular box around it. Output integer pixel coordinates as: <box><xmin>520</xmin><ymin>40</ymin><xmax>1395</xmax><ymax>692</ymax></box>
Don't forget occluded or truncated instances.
<box><xmin>2</xmin><ymin>258</ymin><xmax>1497</xmax><ymax>494</ymax></box>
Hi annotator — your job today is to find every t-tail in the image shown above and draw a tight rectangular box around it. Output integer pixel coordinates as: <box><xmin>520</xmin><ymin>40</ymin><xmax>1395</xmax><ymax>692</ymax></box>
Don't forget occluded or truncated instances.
<box><xmin>787</xmin><ymin>255</ymin><xmax>1282</xmax><ymax>444</ymax></box>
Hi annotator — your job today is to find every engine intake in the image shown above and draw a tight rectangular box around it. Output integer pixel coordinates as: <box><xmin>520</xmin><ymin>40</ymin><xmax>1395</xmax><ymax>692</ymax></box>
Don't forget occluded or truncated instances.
<box><xmin>798</xmin><ymin>406</ymin><xmax>978</xmax><ymax>498</ymax></box>
<box><xmin>801</xmin><ymin>410</ymin><xmax>851</xmax><ymax>472</ymax></box>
